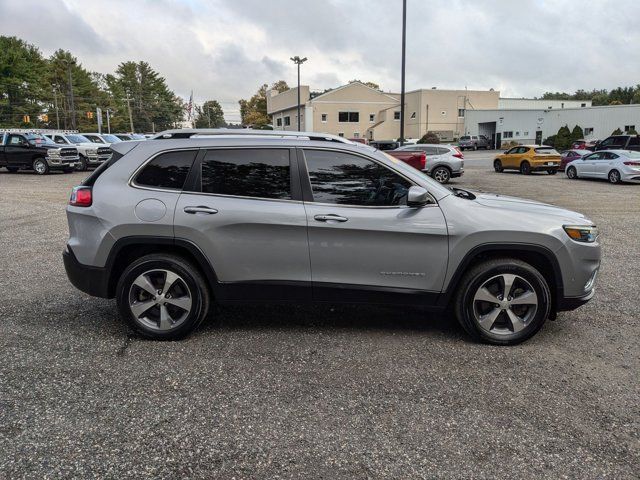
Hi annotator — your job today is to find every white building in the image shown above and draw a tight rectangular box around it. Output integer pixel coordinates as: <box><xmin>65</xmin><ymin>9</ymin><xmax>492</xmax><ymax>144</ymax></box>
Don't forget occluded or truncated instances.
<box><xmin>498</xmin><ymin>98</ymin><xmax>591</xmax><ymax>110</ymax></box>
<box><xmin>465</xmin><ymin>104</ymin><xmax>640</xmax><ymax>147</ymax></box>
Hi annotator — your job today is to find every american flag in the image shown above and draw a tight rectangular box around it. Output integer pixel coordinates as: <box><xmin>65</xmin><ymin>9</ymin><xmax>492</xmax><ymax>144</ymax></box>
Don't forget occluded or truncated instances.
<box><xmin>186</xmin><ymin>91</ymin><xmax>193</xmax><ymax>121</ymax></box>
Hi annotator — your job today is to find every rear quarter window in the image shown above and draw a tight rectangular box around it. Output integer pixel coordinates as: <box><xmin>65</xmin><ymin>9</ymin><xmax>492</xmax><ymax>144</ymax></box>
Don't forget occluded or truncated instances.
<box><xmin>134</xmin><ymin>150</ymin><xmax>197</xmax><ymax>190</ymax></box>
<box><xmin>535</xmin><ymin>148</ymin><xmax>559</xmax><ymax>154</ymax></box>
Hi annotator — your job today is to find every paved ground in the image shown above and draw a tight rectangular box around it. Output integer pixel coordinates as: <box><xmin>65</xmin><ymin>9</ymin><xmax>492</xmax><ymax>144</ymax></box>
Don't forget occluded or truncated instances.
<box><xmin>1</xmin><ymin>158</ymin><xmax>638</xmax><ymax>479</ymax></box>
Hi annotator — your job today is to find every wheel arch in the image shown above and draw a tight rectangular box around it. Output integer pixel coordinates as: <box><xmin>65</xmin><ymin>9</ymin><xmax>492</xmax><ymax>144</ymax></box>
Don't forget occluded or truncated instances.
<box><xmin>104</xmin><ymin>236</ymin><xmax>219</xmax><ymax>299</ymax></box>
<box><xmin>439</xmin><ymin>243</ymin><xmax>564</xmax><ymax>311</ymax></box>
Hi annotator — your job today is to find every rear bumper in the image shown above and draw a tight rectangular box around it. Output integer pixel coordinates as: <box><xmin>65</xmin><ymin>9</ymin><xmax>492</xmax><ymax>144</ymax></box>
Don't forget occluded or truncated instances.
<box><xmin>63</xmin><ymin>246</ymin><xmax>111</xmax><ymax>298</ymax></box>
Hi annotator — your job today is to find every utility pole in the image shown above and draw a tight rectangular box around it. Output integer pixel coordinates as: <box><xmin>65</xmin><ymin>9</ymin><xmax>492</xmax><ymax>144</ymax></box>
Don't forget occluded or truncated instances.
<box><xmin>53</xmin><ymin>88</ymin><xmax>60</xmax><ymax>130</ymax></box>
<box><xmin>207</xmin><ymin>106</ymin><xmax>211</xmax><ymax>128</ymax></box>
<box><xmin>125</xmin><ymin>95</ymin><xmax>134</xmax><ymax>133</ymax></box>
<box><xmin>399</xmin><ymin>0</ymin><xmax>407</xmax><ymax>146</ymax></box>
<box><xmin>65</xmin><ymin>61</ymin><xmax>76</xmax><ymax>130</ymax></box>
<box><xmin>106</xmin><ymin>109</ymin><xmax>111</xmax><ymax>134</ymax></box>
<box><xmin>290</xmin><ymin>56</ymin><xmax>307</xmax><ymax>131</ymax></box>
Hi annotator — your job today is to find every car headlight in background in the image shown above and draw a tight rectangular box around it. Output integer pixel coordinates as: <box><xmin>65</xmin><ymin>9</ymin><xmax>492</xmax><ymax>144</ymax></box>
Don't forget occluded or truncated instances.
<box><xmin>563</xmin><ymin>225</ymin><xmax>598</xmax><ymax>243</ymax></box>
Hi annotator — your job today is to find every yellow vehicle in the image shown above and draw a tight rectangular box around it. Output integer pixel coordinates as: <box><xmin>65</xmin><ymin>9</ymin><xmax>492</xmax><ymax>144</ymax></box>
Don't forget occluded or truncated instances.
<box><xmin>493</xmin><ymin>145</ymin><xmax>561</xmax><ymax>175</ymax></box>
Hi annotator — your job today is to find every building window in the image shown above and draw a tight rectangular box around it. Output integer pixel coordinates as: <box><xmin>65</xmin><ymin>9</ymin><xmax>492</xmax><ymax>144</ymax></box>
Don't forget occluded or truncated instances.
<box><xmin>338</xmin><ymin>111</ymin><xmax>359</xmax><ymax>123</ymax></box>
<box><xmin>561</xmin><ymin>103</ymin><xmax>565</xmax><ymax>108</ymax></box>
<box><xmin>393</xmin><ymin>111</ymin><xmax>400</xmax><ymax>121</ymax></box>
<box><xmin>516</xmin><ymin>131</ymin><xmax>520</xmax><ymax>136</ymax></box>
<box><xmin>284</xmin><ymin>116</ymin><xmax>290</xmax><ymax>126</ymax></box>
<box><xmin>523</xmin><ymin>131</ymin><xmax>529</xmax><ymax>136</ymax></box>
<box><xmin>353</xmin><ymin>132</ymin><xmax>360</xmax><ymax>138</ymax></box>
<box><xmin>321</xmin><ymin>113</ymin><xmax>327</xmax><ymax>123</ymax></box>
<box><xmin>584</xmin><ymin>127</ymin><xmax>594</xmax><ymax>135</ymax></box>
<box><xmin>458</xmin><ymin>108</ymin><xmax>465</xmax><ymax>117</ymax></box>
<box><xmin>625</xmin><ymin>125</ymin><xmax>635</xmax><ymax>132</ymax></box>
<box><xmin>276</xmin><ymin>118</ymin><xmax>282</xmax><ymax>127</ymax></box>
<box><xmin>338</xmin><ymin>132</ymin><xmax>344</xmax><ymax>137</ymax></box>
<box><xmin>581</xmin><ymin>103</ymin><xmax>586</xmax><ymax>107</ymax></box>
<box><xmin>503</xmin><ymin>131</ymin><xmax>513</xmax><ymax>139</ymax></box>
<box><xmin>369</xmin><ymin>113</ymin><xmax>375</xmax><ymax>122</ymax></box>
<box><xmin>410</xmin><ymin>112</ymin><xmax>416</xmax><ymax>119</ymax></box>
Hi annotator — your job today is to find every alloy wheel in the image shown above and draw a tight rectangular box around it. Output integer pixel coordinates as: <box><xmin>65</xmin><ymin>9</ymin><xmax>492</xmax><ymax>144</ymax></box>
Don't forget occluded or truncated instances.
<box><xmin>34</xmin><ymin>160</ymin><xmax>47</xmax><ymax>174</ymax></box>
<box><xmin>472</xmin><ymin>274</ymin><xmax>538</xmax><ymax>336</ymax></box>
<box><xmin>433</xmin><ymin>167</ymin><xmax>450</xmax><ymax>183</ymax></box>
<box><xmin>567</xmin><ymin>166</ymin><xmax>577</xmax><ymax>179</ymax></box>
<box><xmin>609</xmin><ymin>170</ymin><xmax>620</xmax><ymax>184</ymax></box>
<box><xmin>128</xmin><ymin>269</ymin><xmax>193</xmax><ymax>331</ymax></box>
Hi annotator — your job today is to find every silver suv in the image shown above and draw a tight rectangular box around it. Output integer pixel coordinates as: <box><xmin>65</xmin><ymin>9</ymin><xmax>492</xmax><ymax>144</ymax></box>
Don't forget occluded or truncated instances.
<box><xmin>63</xmin><ymin>129</ymin><xmax>601</xmax><ymax>345</ymax></box>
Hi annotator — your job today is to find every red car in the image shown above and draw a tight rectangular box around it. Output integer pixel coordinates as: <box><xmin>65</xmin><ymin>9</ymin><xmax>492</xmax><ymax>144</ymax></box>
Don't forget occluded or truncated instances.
<box><xmin>570</xmin><ymin>139</ymin><xmax>597</xmax><ymax>151</ymax></box>
<box><xmin>560</xmin><ymin>149</ymin><xmax>591</xmax><ymax>169</ymax></box>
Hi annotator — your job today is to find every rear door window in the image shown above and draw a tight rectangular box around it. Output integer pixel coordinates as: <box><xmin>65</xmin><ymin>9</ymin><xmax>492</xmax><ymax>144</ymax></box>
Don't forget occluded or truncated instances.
<box><xmin>135</xmin><ymin>150</ymin><xmax>197</xmax><ymax>190</ymax></box>
<box><xmin>200</xmin><ymin>149</ymin><xmax>291</xmax><ymax>200</ymax></box>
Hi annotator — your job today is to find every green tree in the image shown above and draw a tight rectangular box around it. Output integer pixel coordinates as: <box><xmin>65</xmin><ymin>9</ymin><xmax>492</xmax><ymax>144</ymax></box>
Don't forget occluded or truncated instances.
<box><xmin>417</xmin><ymin>132</ymin><xmax>440</xmax><ymax>144</ymax></box>
<box><xmin>570</xmin><ymin>125</ymin><xmax>584</xmax><ymax>143</ymax></box>
<box><xmin>555</xmin><ymin>125</ymin><xmax>572</xmax><ymax>151</ymax></box>
<box><xmin>109</xmin><ymin>61</ymin><xmax>183</xmax><ymax>132</ymax></box>
<box><xmin>543</xmin><ymin>135</ymin><xmax>557</xmax><ymax>147</ymax></box>
<box><xmin>612</xmin><ymin>127</ymin><xmax>623</xmax><ymax>135</ymax></box>
<box><xmin>194</xmin><ymin>100</ymin><xmax>225</xmax><ymax>128</ymax></box>
<box><xmin>0</xmin><ymin>36</ymin><xmax>48</xmax><ymax>128</ymax></box>
<box><xmin>239</xmin><ymin>80</ymin><xmax>289</xmax><ymax>126</ymax></box>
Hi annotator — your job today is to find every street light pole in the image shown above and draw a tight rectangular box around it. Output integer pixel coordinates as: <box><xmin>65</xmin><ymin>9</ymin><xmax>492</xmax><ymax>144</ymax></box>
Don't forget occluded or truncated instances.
<box><xmin>290</xmin><ymin>56</ymin><xmax>307</xmax><ymax>131</ymax></box>
<box><xmin>64</xmin><ymin>60</ymin><xmax>76</xmax><ymax>130</ymax></box>
<box><xmin>399</xmin><ymin>0</ymin><xmax>407</xmax><ymax>146</ymax></box>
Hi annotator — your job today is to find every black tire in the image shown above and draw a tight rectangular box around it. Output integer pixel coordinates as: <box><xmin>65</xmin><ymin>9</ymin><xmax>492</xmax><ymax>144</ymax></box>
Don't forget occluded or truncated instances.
<box><xmin>116</xmin><ymin>254</ymin><xmax>211</xmax><ymax>340</ymax></box>
<box><xmin>76</xmin><ymin>154</ymin><xmax>88</xmax><ymax>171</ymax></box>
<box><xmin>493</xmin><ymin>159</ymin><xmax>504</xmax><ymax>173</ymax></box>
<box><xmin>6</xmin><ymin>167</ymin><xmax>18</xmax><ymax>173</ymax></box>
<box><xmin>431</xmin><ymin>166</ymin><xmax>451</xmax><ymax>184</ymax></box>
<box><xmin>520</xmin><ymin>161</ymin><xmax>531</xmax><ymax>175</ymax></box>
<box><xmin>566</xmin><ymin>166</ymin><xmax>578</xmax><ymax>179</ymax></box>
<box><xmin>608</xmin><ymin>169</ymin><xmax>621</xmax><ymax>184</ymax></box>
<box><xmin>453</xmin><ymin>258</ymin><xmax>551</xmax><ymax>345</ymax></box>
<box><xmin>32</xmin><ymin>157</ymin><xmax>49</xmax><ymax>175</ymax></box>
<box><xmin>473</xmin><ymin>145</ymin><xmax>478</xmax><ymax>151</ymax></box>
<box><xmin>547</xmin><ymin>169</ymin><xmax>557</xmax><ymax>175</ymax></box>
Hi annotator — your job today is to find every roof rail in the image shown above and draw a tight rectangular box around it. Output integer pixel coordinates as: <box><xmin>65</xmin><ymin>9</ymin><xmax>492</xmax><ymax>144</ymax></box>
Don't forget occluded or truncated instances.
<box><xmin>149</xmin><ymin>128</ymin><xmax>354</xmax><ymax>144</ymax></box>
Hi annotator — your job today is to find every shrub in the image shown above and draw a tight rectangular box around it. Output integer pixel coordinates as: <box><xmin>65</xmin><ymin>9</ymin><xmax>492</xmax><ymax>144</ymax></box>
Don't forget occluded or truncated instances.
<box><xmin>417</xmin><ymin>132</ymin><xmax>440</xmax><ymax>144</ymax></box>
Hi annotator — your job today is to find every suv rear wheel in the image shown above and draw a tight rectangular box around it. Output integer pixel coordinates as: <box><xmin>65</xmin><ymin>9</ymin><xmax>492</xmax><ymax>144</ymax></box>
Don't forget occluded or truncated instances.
<box><xmin>520</xmin><ymin>161</ymin><xmax>531</xmax><ymax>175</ymax></box>
<box><xmin>493</xmin><ymin>159</ymin><xmax>503</xmax><ymax>172</ymax></box>
<box><xmin>432</xmin><ymin>166</ymin><xmax>451</xmax><ymax>184</ymax></box>
<box><xmin>116</xmin><ymin>254</ymin><xmax>211</xmax><ymax>340</ymax></box>
<box><xmin>453</xmin><ymin>258</ymin><xmax>551</xmax><ymax>345</ymax></box>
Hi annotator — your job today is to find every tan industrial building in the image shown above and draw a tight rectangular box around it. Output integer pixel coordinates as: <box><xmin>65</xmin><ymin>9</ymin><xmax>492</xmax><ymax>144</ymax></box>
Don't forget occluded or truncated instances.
<box><xmin>266</xmin><ymin>81</ymin><xmax>500</xmax><ymax>142</ymax></box>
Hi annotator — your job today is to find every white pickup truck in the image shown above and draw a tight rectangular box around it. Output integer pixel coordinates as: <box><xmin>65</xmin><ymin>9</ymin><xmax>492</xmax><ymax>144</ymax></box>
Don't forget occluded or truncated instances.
<box><xmin>44</xmin><ymin>132</ymin><xmax>112</xmax><ymax>171</ymax></box>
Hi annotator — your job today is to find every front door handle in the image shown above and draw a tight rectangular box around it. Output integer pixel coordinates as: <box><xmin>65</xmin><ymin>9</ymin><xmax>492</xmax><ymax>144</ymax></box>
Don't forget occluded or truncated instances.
<box><xmin>314</xmin><ymin>214</ymin><xmax>348</xmax><ymax>222</ymax></box>
<box><xmin>184</xmin><ymin>206</ymin><xmax>218</xmax><ymax>215</ymax></box>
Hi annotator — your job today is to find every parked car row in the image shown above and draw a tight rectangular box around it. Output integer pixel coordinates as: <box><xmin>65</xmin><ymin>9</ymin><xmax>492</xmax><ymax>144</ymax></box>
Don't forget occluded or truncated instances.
<box><xmin>386</xmin><ymin>144</ymin><xmax>464</xmax><ymax>184</ymax></box>
<box><xmin>1</xmin><ymin>130</ymin><xmax>147</xmax><ymax>174</ymax></box>
<box><xmin>565</xmin><ymin>150</ymin><xmax>640</xmax><ymax>184</ymax></box>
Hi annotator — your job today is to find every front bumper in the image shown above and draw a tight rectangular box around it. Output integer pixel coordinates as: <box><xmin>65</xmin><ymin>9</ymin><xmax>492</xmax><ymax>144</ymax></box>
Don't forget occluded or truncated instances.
<box><xmin>46</xmin><ymin>156</ymin><xmax>78</xmax><ymax>169</ymax></box>
<box><xmin>63</xmin><ymin>246</ymin><xmax>110</xmax><ymax>298</ymax></box>
<box><xmin>86</xmin><ymin>154</ymin><xmax>111</xmax><ymax>165</ymax></box>
<box><xmin>557</xmin><ymin>288</ymin><xmax>595</xmax><ymax>311</ymax></box>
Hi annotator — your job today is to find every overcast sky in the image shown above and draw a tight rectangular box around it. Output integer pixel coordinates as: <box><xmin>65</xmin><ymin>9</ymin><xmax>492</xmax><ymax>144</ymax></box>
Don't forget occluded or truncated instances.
<box><xmin>1</xmin><ymin>0</ymin><xmax>638</xmax><ymax>122</ymax></box>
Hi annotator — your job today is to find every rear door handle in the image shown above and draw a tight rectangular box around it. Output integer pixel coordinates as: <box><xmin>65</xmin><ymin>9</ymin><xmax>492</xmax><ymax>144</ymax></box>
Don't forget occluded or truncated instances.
<box><xmin>184</xmin><ymin>206</ymin><xmax>218</xmax><ymax>215</ymax></box>
<box><xmin>314</xmin><ymin>214</ymin><xmax>348</xmax><ymax>222</ymax></box>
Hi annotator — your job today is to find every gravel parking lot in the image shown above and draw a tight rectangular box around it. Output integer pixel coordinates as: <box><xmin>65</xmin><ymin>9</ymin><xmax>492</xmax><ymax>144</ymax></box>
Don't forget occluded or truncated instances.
<box><xmin>1</xmin><ymin>154</ymin><xmax>638</xmax><ymax>479</ymax></box>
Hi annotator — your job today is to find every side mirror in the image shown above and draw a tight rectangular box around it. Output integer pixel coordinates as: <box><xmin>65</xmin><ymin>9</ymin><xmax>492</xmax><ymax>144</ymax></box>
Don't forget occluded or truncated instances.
<box><xmin>407</xmin><ymin>186</ymin><xmax>429</xmax><ymax>207</ymax></box>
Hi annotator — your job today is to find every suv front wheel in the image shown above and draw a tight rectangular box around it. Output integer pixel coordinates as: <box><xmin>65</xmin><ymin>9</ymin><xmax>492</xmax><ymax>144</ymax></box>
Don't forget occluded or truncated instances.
<box><xmin>453</xmin><ymin>258</ymin><xmax>551</xmax><ymax>345</ymax></box>
<box><xmin>116</xmin><ymin>254</ymin><xmax>211</xmax><ymax>340</ymax></box>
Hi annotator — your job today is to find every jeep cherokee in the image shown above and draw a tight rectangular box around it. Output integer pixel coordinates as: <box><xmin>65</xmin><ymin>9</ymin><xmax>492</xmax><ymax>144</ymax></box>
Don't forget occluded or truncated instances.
<box><xmin>63</xmin><ymin>129</ymin><xmax>601</xmax><ymax>345</ymax></box>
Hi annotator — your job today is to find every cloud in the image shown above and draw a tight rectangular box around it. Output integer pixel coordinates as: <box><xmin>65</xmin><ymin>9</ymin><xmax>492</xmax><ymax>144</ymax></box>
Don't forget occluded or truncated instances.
<box><xmin>2</xmin><ymin>0</ymin><xmax>639</xmax><ymax>121</ymax></box>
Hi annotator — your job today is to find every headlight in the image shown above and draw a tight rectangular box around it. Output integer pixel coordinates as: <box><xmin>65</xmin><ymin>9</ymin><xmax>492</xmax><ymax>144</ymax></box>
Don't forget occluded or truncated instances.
<box><xmin>563</xmin><ymin>225</ymin><xmax>598</xmax><ymax>243</ymax></box>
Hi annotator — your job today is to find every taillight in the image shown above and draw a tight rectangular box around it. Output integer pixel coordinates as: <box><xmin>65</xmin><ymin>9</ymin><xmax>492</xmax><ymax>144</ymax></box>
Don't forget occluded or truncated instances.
<box><xmin>419</xmin><ymin>152</ymin><xmax>426</xmax><ymax>170</ymax></box>
<box><xmin>623</xmin><ymin>161</ymin><xmax>640</xmax><ymax>166</ymax></box>
<box><xmin>69</xmin><ymin>186</ymin><xmax>92</xmax><ymax>207</ymax></box>
<box><xmin>453</xmin><ymin>147</ymin><xmax>464</xmax><ymax>159</ymax></box>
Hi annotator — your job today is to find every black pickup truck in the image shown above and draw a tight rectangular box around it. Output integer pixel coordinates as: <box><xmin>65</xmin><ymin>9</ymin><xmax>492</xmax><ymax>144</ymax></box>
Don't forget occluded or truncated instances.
<box><xmin>0</xmin><ymin>131</ymin><xmax>79</xmax><ymax>174</ymax></box>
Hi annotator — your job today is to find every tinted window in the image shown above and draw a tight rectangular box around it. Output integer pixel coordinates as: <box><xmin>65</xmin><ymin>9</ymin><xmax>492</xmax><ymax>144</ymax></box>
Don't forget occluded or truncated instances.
<box><xmin>304</xmin><ymin>150</ymin><xmax>412</xmax><ymax>206</ymax></box>
<box><xmin>601</xmin><ymin>136</ymin><xmax>627</xmax><ymax>148</ymax></box>
<box><xmin>135</xmin><ymin>150</ymin><xmax>196</xmax><ymax>190</ymax></box>
<box><xmin>628</xmin><ymin>137</ymin><xmax>640</xmax><ymax>146</ymax></box>
<box><xmin>437</xmin><ymin>147</ymin><xmax>450</xmax><ymax>155</ymax></box>
<box><xmin>201</xmin><ymin>149</ymin><xmax>291</xmax><ymax>200</ymax></box>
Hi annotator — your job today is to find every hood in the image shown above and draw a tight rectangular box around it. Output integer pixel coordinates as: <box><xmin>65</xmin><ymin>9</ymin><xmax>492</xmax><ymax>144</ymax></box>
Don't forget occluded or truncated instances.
<box><xmin>472</xmin><ymin>192</ymin><xmax>591</xmax><ymax>224</ymax></box>
<box><xmin>75</xmin><ymin>142</ymin><xmax>103</xmax><ymax>148</ymax></box>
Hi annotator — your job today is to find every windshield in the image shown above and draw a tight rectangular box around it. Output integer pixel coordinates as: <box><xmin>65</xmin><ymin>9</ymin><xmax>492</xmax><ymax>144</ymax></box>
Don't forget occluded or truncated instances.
<box><xmin>25</xmin><ymin>134</ymin><xmax>54</xmax><ymax>146</ymax></box>
<box><xmin>101</xmin><ymin>134</ymin><xmax>122</xmax><ymax>143</ymax></box>
<box><xmin>67</xmin><ymin>134</ymin><xmax>90</xmax><ymax>144</ymax></box>
<box><xmin>460</xmin><ymin>136</ymin><xmax>471</xmax><ymax>141</ymax></box>
<box><xmin>130</xmin><ymin>134</ymin><xmax>146</xmax><ymax>140</ymax></box>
